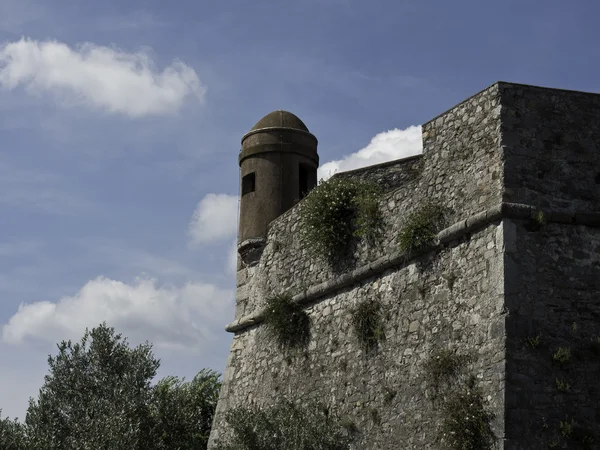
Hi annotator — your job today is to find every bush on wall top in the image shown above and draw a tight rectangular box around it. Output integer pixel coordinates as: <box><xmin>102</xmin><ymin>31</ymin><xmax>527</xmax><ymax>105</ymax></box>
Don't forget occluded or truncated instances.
<box><xmin>398</xmin><ymin>200</ymin><xmax>447</xmax><ymax>256</ymax></box>
<box><xmin>299</xmin><ymin>176</ymin><xmax>382</xmax><ymax>265</ymax></box>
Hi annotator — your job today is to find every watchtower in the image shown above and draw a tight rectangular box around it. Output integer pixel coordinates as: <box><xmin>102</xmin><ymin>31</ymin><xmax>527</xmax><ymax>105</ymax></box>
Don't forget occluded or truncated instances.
<box><xmin>238</xmin><ymin>110</ymin><xmax>318</xmax><ymax>264</ymax></box>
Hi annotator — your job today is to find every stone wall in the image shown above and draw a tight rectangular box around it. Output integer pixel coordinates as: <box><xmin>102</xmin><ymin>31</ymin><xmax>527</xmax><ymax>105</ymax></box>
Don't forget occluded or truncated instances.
<box><xmin>421</xmin><ymin>82</ymin><xmax>504</xmax><ymax>223</ymax></box>
<box><xmin>233</xmin><ymin>82</ymin><xmax>505</xmax><ymax>324</ymax></box>
<box><xmin>209</xmin><ymin>82</ymin><xmax>600</xmax><ymax>450</ymax></box>
<box><xmin>500</xmin><ymin>83</ymin><xmax>600</xmax><ymax>212</ymax></box>
<box><xmin>212</xmin><ymin>222</ymin><xmax>506</xmax><ymax>449</ymax></box>
<box><xmin>210</xmin><ymin>84</ymin><xmax>509</xmax><ymax>449</ymax></box>
<box><xmin>499</xmin><ymin>83</ymin><xmax>600</xmax><ymax>449</ymax></box>
<box><xmin>504</xmin><ymin>221</ymin><xmax>600</xmax><ymax>449</ymax></box>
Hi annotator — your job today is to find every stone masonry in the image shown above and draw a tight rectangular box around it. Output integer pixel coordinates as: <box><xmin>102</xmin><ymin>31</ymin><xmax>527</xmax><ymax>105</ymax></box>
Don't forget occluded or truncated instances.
<box><xmin>208</xmin><ymin>82</ymin><xmax>600</xmax><ymax>449</ymax></box>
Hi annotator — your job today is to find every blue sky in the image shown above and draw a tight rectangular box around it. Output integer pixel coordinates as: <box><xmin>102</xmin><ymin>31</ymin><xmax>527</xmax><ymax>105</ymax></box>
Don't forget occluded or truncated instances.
<box><xmin>0</xmin><ymin>0</ymin><xmax>599</xmax><ymax>420</ymax></box>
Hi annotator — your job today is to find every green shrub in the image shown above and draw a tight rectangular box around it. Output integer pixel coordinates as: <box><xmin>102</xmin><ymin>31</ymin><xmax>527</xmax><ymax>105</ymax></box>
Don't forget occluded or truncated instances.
<box><xmin>560</xmin><ymin>417</ymin><xmax>575</xmax><ymax>439</ymax></box>
<box><xmin>214</xmin><ymin>401</ymin><xmax>352</xmax><ymax>450</ymax></box>
<box><xmin>438</xmin><ymin>378</ymin><xmax>496</xmax><ymax>450</ymax></box>
<box><xmin>398</xmin><ymin>201</ymin><xmax>446</xmax><ymax>256</ymax></box>
<box><xmin>423</xmin><ymin>348</ymin><xmax>470</xmax><ymax>389</ymax></box>
<box><xmin>555</xmin><ymin>378</ymin><xmax>570</xmax><ymax>392</ymax></box>
<box><xmin>263</xmin><ymin>294</ymin><xmax>310</xmax><ymax>350</ymax></box>
<box><xmin>552</xmin><ymin>347</ymin><xmax>571</xmax><ymax>367</ymax></box>
<box><xmin>352</xmin><ymin>183</ymin><xmax>384</xmax><ymax>244</ymax></box>
<box><xmin>350</xmin><ymin>299</ymin><xmax>385</xmax><ymax>350</ymax></box>
<box><xmin>299</xmin><ymin>177</ymin><xmax>382</xmax><ymax>264</ymax></box>
<box><xmin>525</xmin><ymin>333</ymin><xmax>542</xmax><ymax>349</ymax></box>
<box><xmin>525</xmin><ymin>210</ymin><xmax>546</xmax><ymax>232</ymax></box>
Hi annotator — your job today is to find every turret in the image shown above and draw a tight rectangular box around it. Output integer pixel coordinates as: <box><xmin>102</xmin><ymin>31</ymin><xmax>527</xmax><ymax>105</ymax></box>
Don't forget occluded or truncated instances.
<box><xmin>238</xmin><ymin>110</ymin><xmax>319</xmax><ymax>264</ymax></box>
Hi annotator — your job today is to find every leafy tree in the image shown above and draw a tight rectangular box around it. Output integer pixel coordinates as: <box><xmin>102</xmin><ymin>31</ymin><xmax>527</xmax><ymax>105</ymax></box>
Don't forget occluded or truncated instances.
<box><xmin>0</xmin><ymin>411</ymin><xmax>28</xmax><ymax>450</ymax></box>
<box><xmin>25</xmin><ymin>323</ymin><xmax>160</xmax><ymax>450</ymax></box>
<box><xmin>150</xmin><ymin>369</ymin><xmax>221</xmax><ymax>449</ymax></box>
<box><xmin>6</xmin><ymin>322</ymin><xmax>221</xmax><ymax>450</ymax></box>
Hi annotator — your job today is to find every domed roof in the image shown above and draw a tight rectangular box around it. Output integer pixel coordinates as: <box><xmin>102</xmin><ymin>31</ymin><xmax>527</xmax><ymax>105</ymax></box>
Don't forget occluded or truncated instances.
<box><xmin>250</xmin><ymin>110</ymin><xmax>310</xmax><ymax>132</ymax></box>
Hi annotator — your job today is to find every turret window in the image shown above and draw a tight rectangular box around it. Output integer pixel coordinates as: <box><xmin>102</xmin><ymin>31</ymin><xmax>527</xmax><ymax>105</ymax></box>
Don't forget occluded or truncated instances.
<box><xmin>242</xmin><ymin>172</ymin><xmax>256</xmax><ymax>196</ymax></box>
<box><xmin>299</xmin><ymin>164</ymin><xmax>309</xmax><ymax>199</ymax></box>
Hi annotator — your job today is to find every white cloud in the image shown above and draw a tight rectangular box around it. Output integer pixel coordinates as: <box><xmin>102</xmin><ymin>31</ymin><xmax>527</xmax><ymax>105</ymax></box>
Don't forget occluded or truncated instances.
<box><xmin>189</xmin><ymin>194</ymin><xmax>238</xmax><ymax>245</ymax></box>
<box><xmin>2</xmin><ymin>277</ymin><xmax>234</xmax><ymax>352</ymax></box>
<box><xmin>318</xmin><ymin>126</ymin><xmax>422</xmax><ymax>181</ymax></box>
<box><xmin>0</xmin><ymin>38</ymin><xmax>205</xmax><ymax>117</ymax></box>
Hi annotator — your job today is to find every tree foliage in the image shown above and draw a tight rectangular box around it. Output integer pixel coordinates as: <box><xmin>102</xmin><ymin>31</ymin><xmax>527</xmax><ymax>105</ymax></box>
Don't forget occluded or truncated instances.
<box><xmin>24</xmin><ymin>323</ymin><xmax>159</xmax><ymax>450</ymax></box>
<box><xmin>0</xmin><ymin>411</ymin><xmax>28</xmax><ymax>450</ymax></box>
<box><xmin>150</xmin><ymin>370</ymin><xmax>221</xmax><ymax>450</ymax></box>
<box><xmin>0</xmin><ymin>323</ymin><xmax>221</xmax><ymax>450</ymax></box>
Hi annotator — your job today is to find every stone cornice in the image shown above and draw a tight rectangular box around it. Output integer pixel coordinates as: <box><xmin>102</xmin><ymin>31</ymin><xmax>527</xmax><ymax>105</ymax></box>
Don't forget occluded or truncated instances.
<box><xmin>225</xmin><ymin>202</ymin><xmax>600</xmax><ymax>333</ymax></box>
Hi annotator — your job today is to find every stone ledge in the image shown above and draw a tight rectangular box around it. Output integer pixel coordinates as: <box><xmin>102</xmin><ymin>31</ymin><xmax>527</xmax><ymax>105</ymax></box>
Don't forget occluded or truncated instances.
<box><xmin>225</xmin><ymin>202</ymin><xmax>600</xmax><ymax>333</ymax></box>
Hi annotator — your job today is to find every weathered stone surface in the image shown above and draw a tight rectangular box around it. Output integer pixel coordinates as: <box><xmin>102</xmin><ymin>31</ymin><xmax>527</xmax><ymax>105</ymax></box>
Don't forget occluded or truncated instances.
<box><xmin>209</xmin><ymin>82</ymin><xmax>600</xmax><ymax>450</ymax></box>
<box><xmin>213</xmin><ymin>224</ymin><xmax>505</xmax><ymax>450</ymax></box>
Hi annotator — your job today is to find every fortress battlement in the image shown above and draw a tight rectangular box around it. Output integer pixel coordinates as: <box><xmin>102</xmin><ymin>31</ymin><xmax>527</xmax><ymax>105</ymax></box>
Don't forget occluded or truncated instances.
<box><xmin>209</xmin><ymin>82</ymin><xmax>600</xmax><ymax>450</ymax></box>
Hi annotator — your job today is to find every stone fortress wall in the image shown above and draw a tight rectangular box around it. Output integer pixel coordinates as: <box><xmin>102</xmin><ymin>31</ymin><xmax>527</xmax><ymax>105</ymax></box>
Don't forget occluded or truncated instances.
<box><xmin>208</xmin><ymin>82</ymin><xmax>600</xmax><ymax>450</ymax></box>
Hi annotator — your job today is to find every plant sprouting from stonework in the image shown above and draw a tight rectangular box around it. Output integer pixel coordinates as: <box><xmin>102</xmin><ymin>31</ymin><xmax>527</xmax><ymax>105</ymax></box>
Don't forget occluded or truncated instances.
<box><xmin>560</xmin><ymin>417</ymin><xmax>575</xmax><ymax>439</ymax></box>
<box><xmin>398</xmin><ymin>200</ymin><xmax>447</xmax><ymax>256</ymax></box>
<box><xmin>263</xmin><ymin>294</ymin><xmax>310</xmax><ymax>350</ymax></box>
<box><xmin>555</xmin><ymin>378</ymin><xmax>570</xmax><ymax>392</ymax></box>
<box><xmin>552</xmin><ymin>347</ymin><xmax>571</xmax><ymax>367</ymax></box>
<box><xmin>350</xmin><ymin>299</ymin><xmax>385</xmax><ymax>351</ymax></box>
<box><xmin>423</xmin><ymin>348</ymin><xmax>471</xmax><ymax>390</ymax></box>
<box><xmin>525</xmin><ymin>209</ymin><xmax>546</xmax><ymax>232</ymax></box>
<box><xmin>525</xmin><ymin>333</ymin><xmax>542</xmax><ymax>349</ymax></box>
<box><xmin>442</xmin><ymin>271</ymin><xmax>459</xmax><ymax>291</ymax></box>
<box><xmin>438</xmin><ymin>377</ymin><xmax>496</xmax><ymax>450</ymax></box>
<box><xmin>352</xmin><ymin>182</ymin><xmax>384</xmax><ymax>245</ymax></box>
<box><xmin>299</xmin><ymin>177</ymin><xmax>382</xmax><ymax>265</ymax></box>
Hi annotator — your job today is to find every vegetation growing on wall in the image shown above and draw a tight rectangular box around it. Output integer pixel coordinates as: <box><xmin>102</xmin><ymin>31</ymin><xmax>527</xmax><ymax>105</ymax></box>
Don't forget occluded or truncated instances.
<box><xmin>525</xmin><ymin>333</ymin><xmax>542</xmax><ymax>349</ymax></box>
<box><xmin>442</xmin><ymin>271</ymin><xmax>459</xmax><ymax>291</ymax></box>
<box><xmin>214</xmin><ymin>401</ymin><xmax>352</xmax><ymax>450</ymax></box>
<box><xmin>263</xmin><ymin>294</ymin><xmax>310</xmax><ymax>350</ymax></box>
<box><xmin>438</xmin><ymin>377</ymin><xmax>496</xmax><ymax>450</ymax></box>
<box><xmin>350</xmin><ymin>299</ymin><xmax>385</xmax><ymax>351</ymax></box>
<box><xmin>398</xmin><ymin>200</ymin><xmax>446</xmax><ymax>256</ymax></box>
<box><xmin>299</xmin><ymin>177</ymin><xmax>382</xmax><ymax>265</ymax></box>
<box><xmin>423</xmin><ymin>348</ymin><xmax>471</xmax><ymax>391</ymax></box>
<box><xmin>524</xmin><ymin>209</ymin><xmax>546</xmax><ymax>232</ymax></box>
<box><xmin>424</xmin><ymin>348</ymin><xmax>495</xmax><ymax>450</ymax></box>
<box><xmin>552</xmin><ymin>347</ymin><xmax>571</xmax><ymax>367</ymax></box>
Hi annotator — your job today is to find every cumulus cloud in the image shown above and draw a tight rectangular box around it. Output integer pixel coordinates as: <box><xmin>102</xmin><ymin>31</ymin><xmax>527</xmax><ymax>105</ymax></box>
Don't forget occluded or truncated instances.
<box><xmin>0</xmin><ymin>38</ymin><xmax>205</xmax><ymax>117</ymax></box>
<box><xmin>2</xmin><ymin>277</ymin><xmax>234</xmax><ymax>352</ymax></box>
<box><xmin>189</xmin><ymin>194</ymin><xmax>238</xmax><ymax>245</ymax></box>
<box><xmin>318</xmin><ymin>126</ymin><xmax>422</xmax><ymax>181</ymax></box>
